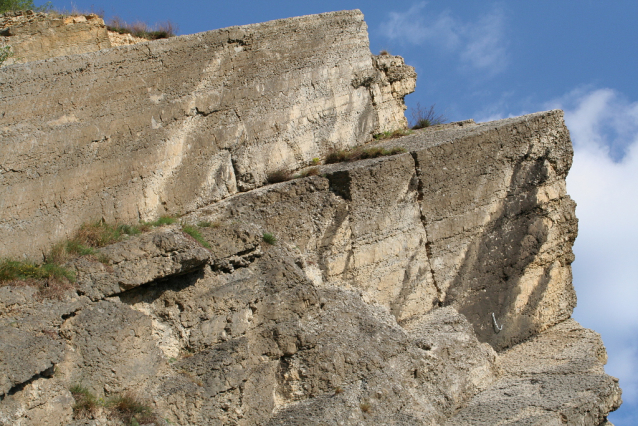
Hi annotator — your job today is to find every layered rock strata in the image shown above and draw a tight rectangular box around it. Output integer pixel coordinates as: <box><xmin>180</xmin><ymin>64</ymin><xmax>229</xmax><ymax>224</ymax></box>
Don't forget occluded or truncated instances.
<box><xmin>0</xmin><ymin>10</ymin><xmax>416</xmax><ymax>260</ymax></box>
<box><xmin>0</xmin><ymin>9</ymin><xmax>621</xmax><ymax>426</ymax></box>
<box><xmin>0</xmin><ymin>10</ymin><xmax>110</xmax><ymax>65</ymax></box>
<box><xmin>0</xmin><ymin>112</ymin><xmax>622</xmax><ymax>425</ymax></box>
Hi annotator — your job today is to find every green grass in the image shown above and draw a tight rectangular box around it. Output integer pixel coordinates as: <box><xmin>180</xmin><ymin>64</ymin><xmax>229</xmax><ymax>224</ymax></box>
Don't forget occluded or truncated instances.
<box><xmin>47</xmin><ymin>221</ymin><xmax>146</xmax><ymax>264</ymax></box>
<box><xmin>0</xmin><ymin>259</ymin><xmax>75</xmax><ymax>283</ymax></box>
<box><xmin>142</xmin><ymin>215</ymin><xmax>178</xmax><ymax>227</ymax></box>
<box><xmin>262</xmin><ymin>232</ymin><xmax>277</xmax><ymax>245</ymax></box>
<box><xmin>70</xmin><ymin>386</ymin><xmax>157</xmax><ymax>425</ymax></box>
<box><xmin>325</xmin><ymin>146</ymin><xmax>407</xmax><ymax>164</ymax></box>
<box><xmin>0</xmin><ymin>0</ymin><xmax>52</xmax><ymax>14</ymax></box>
<box><xmin>0</xmin><ymin>45</ymin><xmax>13</xmax><ymax>67</ymax></box>
<box><xmin>181</xmin><ymin>224</ymin><xmax>211</xmax><ymax>249</ymax></box>
<box><xmin>1</xmin><ymin>215</ymin><xmax>185</xmax><ymax>298</ymax></box>
<box><xmin>70</xmin><ymin>385</ymin><xmax>99</xmax><ymax>419</ymax></box>
<box><xmin>0</xmin><ymin>259</ymin><xmax>76</xmax><ymax>299</ymax></box>
<box><xmin>373</xmin><ymin>128</ymin><xmax>412</xmax><ymax>140</ymax></box>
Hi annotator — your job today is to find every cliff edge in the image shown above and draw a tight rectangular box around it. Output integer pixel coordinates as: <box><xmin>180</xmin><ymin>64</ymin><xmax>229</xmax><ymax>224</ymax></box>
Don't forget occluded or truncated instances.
<box><xmin>0</xmin><ymin>10</ymin><xmax>621</xmax><ymax>426</ymax></box>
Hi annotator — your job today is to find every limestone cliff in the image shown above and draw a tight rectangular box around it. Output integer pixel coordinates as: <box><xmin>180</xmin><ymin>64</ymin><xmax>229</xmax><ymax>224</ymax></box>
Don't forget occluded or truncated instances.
<box><xmin>0</xmin><ymin>10</ymin><xmax>110</xmax><ymax>65</ymax></box>
<box><xmin>0</xmin><ymin>9</ymin><xmax>415</xmax><ymax>261</ymax></box>
<box><xmin>0</xmin><ymin>10</ymin><xmax>621</xmax><ymax>426</ymax></box>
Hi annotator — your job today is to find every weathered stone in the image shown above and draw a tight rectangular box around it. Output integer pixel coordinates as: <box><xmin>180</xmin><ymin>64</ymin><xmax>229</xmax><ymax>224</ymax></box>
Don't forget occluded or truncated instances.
<box><xmin>67</xmin><ymin>225</ymin><xmax>210</xmax><ymax>300</ymax></box>
<box><xmin>446</xmin><ymin>319</ymin><xmax>622</xmax><ymax>426</ymax></box>
<box><xmin>0</xmin><ymin>9</ymin><xmax>621</xmax><ymax>426</ymax></box>
<box><xmin>186</xmin><ymin>110</ymin><xmax>578</xmax><ymax>351</ymax></box>
<box><xmin>0</xmin><ymin>326</ymin><xmax>63</xmax><ymax>398</ymax></box>
<box><xmin>60</xmin><ymin>300</ymin><xmax>165</xmax><ymax>397</ymax></box>
<box><xmin>0</xmin><ymin>11</ymin><xmax>110</xmax><ymax>66</ymax></box>
<box><xmin>0</xmin><ymin>10</ymin><xmax>415</xmax><ymax>260</ymax></box>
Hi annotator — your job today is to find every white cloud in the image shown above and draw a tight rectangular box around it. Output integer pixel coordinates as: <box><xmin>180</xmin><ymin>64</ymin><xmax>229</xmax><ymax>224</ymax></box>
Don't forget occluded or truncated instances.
<box><xmin>380</xmin><ymin>2</ymin><xmax>508</xmax><ymax>76</ymax></box>
<box><xmin>556</xmin><ymin>88</ymin><xmax>638</xmax><ymax>418</ymax></box>
<box><xmin>459</xmin><ymin>10</ymin><xmax>507</xmax><ymax>74</ymax></box>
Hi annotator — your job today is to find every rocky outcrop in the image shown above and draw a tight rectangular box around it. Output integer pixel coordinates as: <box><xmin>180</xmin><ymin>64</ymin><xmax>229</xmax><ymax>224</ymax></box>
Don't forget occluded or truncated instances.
<box><xmin>0</xmin><ymin>10</ymin><xmax>110</xmax><ymax>65</ymax></box>
<box><xmin>0</xmin><ymin>9</ymin><xmax>416</xmax><ymax>261</ymax></box>
<box><xmin>186</xmin><ymin>111</ymin><xmax>576</xmax><ymax>350</ymax></box>
<box><xmin>0</xmin><ymin>10</ymin><xmax>621</xmax><ymax>426</ymax></box>
<box><xmin>0</xmin><ymin>111</ymin><xmax>621</xmax><ymax>425</ymax></box>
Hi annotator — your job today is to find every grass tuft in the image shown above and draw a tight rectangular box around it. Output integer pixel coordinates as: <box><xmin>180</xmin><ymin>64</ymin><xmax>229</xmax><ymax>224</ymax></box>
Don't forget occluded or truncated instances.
<box><xmin>143</xmin><ymin>215</ymin><xmax>178</xmax><ymax>227</ymax></box>
<box><xmin>266</xmin><ymin>169</ymin><xmax>292</xmax><ymax>184</ymax></box>
<box><xmin>410</xmin><ymin>103</ymin><xmax>447</xmax><ymax>129</ymax></box>
<box><xmin>107</xmin><ymin>393</ymin><xmax>158</xmax><ymax>425</ymax></box>
<box><xmin>325</xmin><ymin>146</ymin><xmax>407</xmax><ymax>164</ymax></box>
<box><xmin>107</xmin><ymin>17</ymin><xmax>177</xmax><ymax>40</ymax></box>
<box><xmin>70</xmin><ymin>385</ymin><xmax>99</xmax><ymax>419</ymax></box>
<box><xmin>294</xmin><ymin>167</ymin><xmax>320</xmax><ymax>179</ymax></box>
<box><xmin>47</xmin><ymin>221</ymin><xmax>145</xmax><ymax>264</ymax></box>
<box><xmin>0</xmin><ymin>259</ymin><xmax>71</xmax><ymax>282</ymax></box>
<box><xmin>181</xmin><ymin>224</ymin><xmax>211</xmax><ymax>249</ymax></box>
<box><xmin>262</xmin><ymin>232</ymin><xmax>277</xmax><ymax>245</ymax></box>
<box><xmin>373</xmin><ymin>128</ymin><xmax>412</xmax><ymax>140</ymax></box>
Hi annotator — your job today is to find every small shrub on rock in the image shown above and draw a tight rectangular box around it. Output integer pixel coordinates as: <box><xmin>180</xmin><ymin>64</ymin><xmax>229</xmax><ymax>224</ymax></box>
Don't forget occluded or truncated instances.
<box><xmin>410</xmin><ymin>102</ymin><xmax>447</xmax><ymax>129</ymax></box>
<box><xmin>107</xmin><ymin>393</ymin><xmax>158</xmax><ymax>425</ymax></box>
<box><xmin>107</xmin><ymin>17</ymin><xmax>177</xmax><ymax>40</ymax></box>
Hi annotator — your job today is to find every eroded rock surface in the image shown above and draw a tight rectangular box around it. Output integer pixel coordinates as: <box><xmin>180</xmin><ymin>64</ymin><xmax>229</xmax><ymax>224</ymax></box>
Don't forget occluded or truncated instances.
<box><xmin>0</xmin><ymin>111</ymin><xmax>621</xmax><ymax>425</ymax></box>
<box><xmin>0</xmin><ymin>10</ymin><xmax>110</xmax><ymax>65</ymax></box>
<box><xmin>0</xmin><ymin>10</ymin><xmax>416</xmax><ymax>260</ymax></box>
<box><xmin>0</xmin><ymin>9</ymin><xmax>620</xmax><ymax>426</ymax></box>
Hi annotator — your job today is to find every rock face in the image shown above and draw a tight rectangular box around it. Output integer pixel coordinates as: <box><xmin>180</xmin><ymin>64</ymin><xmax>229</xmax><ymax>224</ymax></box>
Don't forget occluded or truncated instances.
<box><xmin>0</xmin><ymin>10</ymin><xmax>621</xmax><ymax>426</ymax></box>
<box><xmin>0</xmin><ymin>9</ymin><xmax>416</xmax><ymax>260</ymax></box>
<box><xmin>0</xmin><ymin>10</ymin><xmax>110</xmax><ymax>65</ymax></box>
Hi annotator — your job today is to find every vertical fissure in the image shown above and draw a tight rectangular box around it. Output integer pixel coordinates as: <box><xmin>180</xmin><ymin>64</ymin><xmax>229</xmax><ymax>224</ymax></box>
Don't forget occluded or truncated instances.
<box><xmin>410</xmin><ymin>151</ymin><xmax>443</xmax><ymax>305</ymax></box>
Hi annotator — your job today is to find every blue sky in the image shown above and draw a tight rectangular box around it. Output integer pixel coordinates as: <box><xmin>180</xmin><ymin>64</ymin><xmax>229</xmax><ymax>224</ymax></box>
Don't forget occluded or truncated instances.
<box><xmin>42</xmin><ymin>1</ymin><xmax>638</xmax><ymax>423</ymax></box>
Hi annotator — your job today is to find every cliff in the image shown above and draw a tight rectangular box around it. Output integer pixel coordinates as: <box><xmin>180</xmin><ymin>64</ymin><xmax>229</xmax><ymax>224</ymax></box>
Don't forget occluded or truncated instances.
<box><xmin>0</xmin><ymin>9</ymin><xmax>414</xmax><ymax>261</ymax></box>
<box><xmin>0</xmin><ymin>10</ymin><xmax>110</xmax><ymax>65</ymax></box>
<box><xmin>0</xmin><ymin>10</ymin><xmax>621</xmax><ymax>426</ymax></box>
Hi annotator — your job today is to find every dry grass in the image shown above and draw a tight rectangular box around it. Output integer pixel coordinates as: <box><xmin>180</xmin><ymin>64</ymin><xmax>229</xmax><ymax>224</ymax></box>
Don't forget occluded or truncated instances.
<box><xmin>410</xmin><ymin>103</ymin><xmax>447</xmax><ymax>129</ymax></box>
<box><xmin>373</xmin><ymin>128</ymin><xmax>412</xmax><ymax>140</ymax></box>
<box><xmin>325</xmin><ymin>146</ymin><xmax>407</xmax><ymax>164</ymax></box>
<box><xmin>266</xmin><ymin>168</ymin><xmax>292</xmax><ymax>183</ymax></box>
<box><xmin>70</xmin><ymin>385</ymin><xmax>99</xmax><ymax>419</ymax></box>
<box><xmin>107</xmin><ymin>17</ymin><xmax>177</xmax><ymax>40</ymax></box>
<box><xmin>294</xmin><ymin>167</ymin><xmax>321</xmax><ymax>178</ymax></box>
<box><xmin>70</xmin><ymin>386</ymin><xmax>158</xmax><ymax>425</ymax></box>
<box><xmin>107</xmin><ymin>393</ymin><xmax>158</xmax><ymax>425</ymax></box>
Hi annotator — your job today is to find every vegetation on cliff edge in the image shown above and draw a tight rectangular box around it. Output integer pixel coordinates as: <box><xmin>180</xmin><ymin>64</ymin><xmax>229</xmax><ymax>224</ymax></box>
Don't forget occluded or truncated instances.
<box><xmin>0</xmin><ymin>215</ymin><xmax>213</xmax><ymax>298</ymax></box>
<box><xmin>0</xmin><ymin>0</ymin><xmax>52</xmax><ymax>14</ymax></box>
